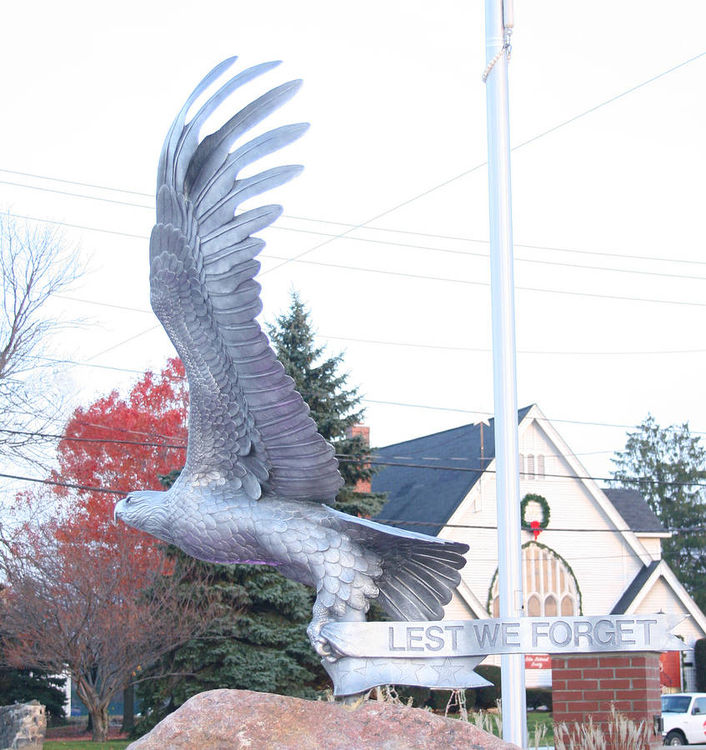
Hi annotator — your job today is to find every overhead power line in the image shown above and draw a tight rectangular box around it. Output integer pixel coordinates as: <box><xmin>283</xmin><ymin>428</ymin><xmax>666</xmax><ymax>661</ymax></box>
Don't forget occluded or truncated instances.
<box><xmin>26</xmin><ymin>356</ymin><xmax>706</xmax><ymax>437</ymax></box>
<box><xmin>1</xmin><ymin>48</ymin><xmax>704</xmax><ymax>279</ymax></box>
<box><xmin>4</xmin><ymin>426</ymin><xmax>706</xmax><ymax>490</ymax></box>
<box><xmin>3</xmin><ymin>470</ymin><xmax>705</xmax><ymax>538</ymax></box>
<box><xmin>0</xmin><ymin>471</ymin><xmax>126</xmax><ymax>496</ymax></box>
<box><xmin>50</xmin><ymin>249</ymin><xmax>706</xmax><ymax>311</ymax></box>
<box><xmin>8</xmin><ymin>200</ymin><xmax>706</xmax><ymax>273</ymax></box>
<box><xmin>247</xmin><ymin>48</ymin><xmax>706</xmax><ymax>275</ymax></box>
<box><xmin>0</xmin><ymin>167</ymin><xmax>152</xmax><ymax>198</ymax></box>
<box><xmin>284</xmin><ymin>216</ymin><xmax>706</xmax><ymax>269</ymax></box>
<box><xmin>0</xmin><ymin>428</ymin><xmax>185</xmax><ymax>450</ymax></box>
<box><xmin>7</xmin><ymin>201</ymin><xmax>706</xmax><ymax>285</ymax></box>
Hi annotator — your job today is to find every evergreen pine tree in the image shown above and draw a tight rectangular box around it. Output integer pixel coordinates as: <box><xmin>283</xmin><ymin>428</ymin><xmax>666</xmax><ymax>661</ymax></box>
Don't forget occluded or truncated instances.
<box><xmin>612</xmin><ymin>415</ymin><xmax>706</xmax><ymax>610</ymax></box>
<box><xmin>266</xmin><ymin>291</ymin><xmax>385</xmax><ymax>518</ymax></box>
<box><xmin>0</xmin><ymin>661</ymin><xmax>66</xmax><ymax>723</ymax></box>
<box><xmin>135</xmin><ymin>292</ymin><xmax>384</xmax><ymax>734</ymax></box>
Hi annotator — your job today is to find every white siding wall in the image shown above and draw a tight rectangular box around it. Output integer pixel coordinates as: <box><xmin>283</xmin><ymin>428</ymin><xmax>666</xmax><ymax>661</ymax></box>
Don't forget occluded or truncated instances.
<box><xmin>637</xmin><ymin>536</ymin><xmax>663</xmax><ymax>560</ymax></box>
<box><xmin>430</xmin><ymin>413</ymin><xmax>706</xmax><ymax>696</ymax></box>
<box><xmin>442</xmin><ymin>418</ymin><xmax>646</xmax><ymax>618</ymax></box>
<box><xmin>637</xmin><ymin>578</ymin><xmax>705</xmax><ymax>691</ymax></box>
<box><xmin>637</xmin><ymin>578</ymin><xmax>703</xmax><ymax>647</ymax></box>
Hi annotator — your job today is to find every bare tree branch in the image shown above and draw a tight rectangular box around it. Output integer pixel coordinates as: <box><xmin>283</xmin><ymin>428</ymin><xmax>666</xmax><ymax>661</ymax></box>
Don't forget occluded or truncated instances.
<box><xmin>0</xmin><ymin>520</ymin><xmax>217</xmax><ymax>741</ymax></box>
<box><xmin>0</xmin><ymin>212</ymin><xmax>81</xmax><ymax>467</ymax></box>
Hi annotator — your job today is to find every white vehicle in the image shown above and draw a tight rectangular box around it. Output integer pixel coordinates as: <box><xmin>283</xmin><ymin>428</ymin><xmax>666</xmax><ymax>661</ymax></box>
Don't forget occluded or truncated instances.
<box><xmin>662</xmin><ymin>693</ymin><xmax>706</xmax><ymax>745</ymax></box>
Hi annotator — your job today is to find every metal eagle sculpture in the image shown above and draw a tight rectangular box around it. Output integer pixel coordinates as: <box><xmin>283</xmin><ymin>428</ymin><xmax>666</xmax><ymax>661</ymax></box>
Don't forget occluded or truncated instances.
<box><xmin>114</xmin><ymin>57</ymin><xmax>469</xmax><ymax>661</ymax></box>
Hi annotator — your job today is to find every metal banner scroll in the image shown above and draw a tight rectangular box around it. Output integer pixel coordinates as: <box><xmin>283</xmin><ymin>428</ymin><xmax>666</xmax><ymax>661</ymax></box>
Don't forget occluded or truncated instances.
<box><xmin>323</xmin><ymin>656</ymin><xmax>492</xmax><ymax>697</ymax></box>
<box><xmin>321</xmin><ymin>614</ymin><xmax>686</xmax><ymax>696</ymax></box>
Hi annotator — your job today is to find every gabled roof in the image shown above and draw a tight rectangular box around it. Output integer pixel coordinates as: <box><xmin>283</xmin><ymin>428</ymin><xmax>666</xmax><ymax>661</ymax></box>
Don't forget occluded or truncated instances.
<box><xmin>372</xmin><ymin>405</ymin><xmax>533</xmax><ymax>533</ymax></box>
<box><xmin>610</xmin><ymin>560</ymin><xmax>661</xmax><ymax>614</ymax></box>
<box><xmin>372</xmin><ymin>406</ymin><xmax>661</xmax><ymax>542</ymax></box>
<box><xmin>602</xmin><ymin>488</ymin><xmax>665</xmax><ymax>533</ymax></box>
<box><xmin>609</xmin><ymin>559</ymin><xmax>706</xmax><ymax>638</ymax></box>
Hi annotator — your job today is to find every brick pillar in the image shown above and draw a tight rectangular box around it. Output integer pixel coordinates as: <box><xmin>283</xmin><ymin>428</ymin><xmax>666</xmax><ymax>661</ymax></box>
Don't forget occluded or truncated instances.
<box><xmin>345</xmin><ymin>424</ymin><xmax>371</xmax><ymax>493</ymax></box>
<box><xmin>552</xmin><ymin>652</ymin><xmax>662</xmax><ymax>750</ymax></box>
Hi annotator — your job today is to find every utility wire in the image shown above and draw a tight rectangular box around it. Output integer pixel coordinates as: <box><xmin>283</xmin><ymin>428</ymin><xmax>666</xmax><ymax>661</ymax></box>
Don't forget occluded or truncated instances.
<box><xmin>51</xmin><ymin>251</ymin><xmax>706</xmax><ymax>311</ymax></box>
<box><xmin>269</xmin><ymin>224</ymin><xmax>706</xmax><ymax>283</ymax></box>
<box><xmin>9</xmin><ymin>204</ymin><xmax>706</xmax><ymax>275</ymax></box>
<box><xmin>0</xmin><ymin>472</ymin><xmax>126</xmax><ymax>496</ymax></box>
<box><xmin>0</xmin><ymin>428</ymin><xmax>185</xmax><ymax>450</ymax></box>
<box><xmin>26</xmin><ymin>356</ymin><xmax>706</xmax><ymax>436</ymax></box>
<box><xmin>285</xmin><ymin>216</ymin><xmax>706</xmax><ymax>269</ymax></box>
<box><xmin>4</xmin><ymin>427</ymin><xmax>706</xmax><ymax>490</ymax></box>
<box><xmin>3</xmin><ymin>470</ymin><xmax>704</xmax><ymax>537</ymax></box>
<box><xmin>2</xmin><ymin>49</ymin><xmax>705</xmax><ymax>276</ymax></box>
<box><xmin>37</xmin><ymin>316</ymin><xmax>706</xmax><ymax>358</ymax></box>
<box><xmin>7</xmin><ymin>203</ymin><xmax>706</xmax><ymax>284</ymax></box>
<box><xmin>0</xmin><ymin>167</ymin><xmax>152</xmax><ymax>198</ymax></box>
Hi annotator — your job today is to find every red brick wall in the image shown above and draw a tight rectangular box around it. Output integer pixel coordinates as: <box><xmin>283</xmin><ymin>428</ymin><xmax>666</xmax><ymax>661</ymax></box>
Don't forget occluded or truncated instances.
<box><xmin>552</xmin><ymin>652</ymin><xmax>662</xmax><ymax>749</ymax></box>
<box><xmin>346</xmin><ymin>424</ymin><xmax>371</xmax><ymax>493</ymax></box>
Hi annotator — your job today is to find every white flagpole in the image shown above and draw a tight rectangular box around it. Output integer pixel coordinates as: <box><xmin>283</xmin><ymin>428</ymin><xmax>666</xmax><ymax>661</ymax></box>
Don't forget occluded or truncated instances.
<box><xmin>483</xmin><ymin>0</ymin><xmax>527</xmax><ymax>746</ymax></box>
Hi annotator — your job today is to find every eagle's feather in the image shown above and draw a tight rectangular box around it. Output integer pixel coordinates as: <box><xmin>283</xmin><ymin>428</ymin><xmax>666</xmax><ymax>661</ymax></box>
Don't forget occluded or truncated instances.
<box><xmin>116</xmin><ymin>58</ymin><xmax>469</xmax><ymax>663</ymax></box>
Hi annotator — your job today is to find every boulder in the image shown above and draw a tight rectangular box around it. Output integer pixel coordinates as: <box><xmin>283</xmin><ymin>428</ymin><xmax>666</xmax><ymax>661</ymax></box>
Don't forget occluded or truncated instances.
<box><xmin>128</xmin><ymin>689</ymin><xmax>519</xmax><ymax>750</ymax></box>
<box><xmin>0</xmin><ymin>701</ymin><xmax>46</xmax><ymax>750</ymax></box>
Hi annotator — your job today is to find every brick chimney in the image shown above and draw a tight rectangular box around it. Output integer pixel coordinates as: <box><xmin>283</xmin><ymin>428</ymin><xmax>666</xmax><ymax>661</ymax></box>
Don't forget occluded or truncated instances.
<box><xmin>345</xmin><ymin>424</ymin><xmax>371</xmax><ymax>493</ymax></box>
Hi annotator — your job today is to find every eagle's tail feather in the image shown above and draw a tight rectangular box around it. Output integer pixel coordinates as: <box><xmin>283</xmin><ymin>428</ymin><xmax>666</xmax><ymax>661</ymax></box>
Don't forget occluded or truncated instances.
<box><xmin>323</xmin><ymin>507</ymin><xmax>468</xmax><ymax>622</ymax></box>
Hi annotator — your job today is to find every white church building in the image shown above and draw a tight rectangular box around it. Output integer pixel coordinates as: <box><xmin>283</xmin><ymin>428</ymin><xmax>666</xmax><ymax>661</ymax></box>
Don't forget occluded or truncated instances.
<box><xmin>371</xmin><ymin>404</ymin><xmax>706</xmax><ymax>689</ymax></box>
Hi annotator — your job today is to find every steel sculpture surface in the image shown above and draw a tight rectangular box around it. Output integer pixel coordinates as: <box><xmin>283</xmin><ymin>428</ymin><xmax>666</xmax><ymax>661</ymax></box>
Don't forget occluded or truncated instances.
<box><xmin>113</xmin><ymin>57</ymin><xmax>468</xmax><ymax>668</ymax></box>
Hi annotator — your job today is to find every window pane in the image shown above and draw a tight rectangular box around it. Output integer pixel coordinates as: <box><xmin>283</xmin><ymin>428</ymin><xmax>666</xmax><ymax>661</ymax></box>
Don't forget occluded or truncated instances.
<box><xmin>545</xmin><ymin>595</ymin><xmax>557</xmax><ymax>616</ymax></box>
<box><xmin>528</xmin><ymin>595</ymin><xmax>541</xmax><ymax>616</ymax></box>
<box><xmin>561</xmin><ymin>595</ymin><xmax>575</xmax><ymax>616</ymax></box>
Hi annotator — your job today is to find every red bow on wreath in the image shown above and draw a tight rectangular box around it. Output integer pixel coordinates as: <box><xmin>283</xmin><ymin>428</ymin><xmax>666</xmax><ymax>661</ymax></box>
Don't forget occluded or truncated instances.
<box><xmin>530</xmin><ymin>520</ymin><xmax>542</xmax><ymax>540</ymax></box>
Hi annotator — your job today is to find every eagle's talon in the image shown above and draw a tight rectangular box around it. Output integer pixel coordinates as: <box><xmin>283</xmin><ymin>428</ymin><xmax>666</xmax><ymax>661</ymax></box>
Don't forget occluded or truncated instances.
<box><xmin>307</xmin><ymin>607</ymin><xmax>342</xmax><ymax>661</ymax></box>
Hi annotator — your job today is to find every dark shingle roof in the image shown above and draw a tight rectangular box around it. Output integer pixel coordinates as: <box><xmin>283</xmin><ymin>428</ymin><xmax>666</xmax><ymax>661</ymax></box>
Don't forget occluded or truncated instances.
<box><xmin>372</xmin><ymin>407</ymin><xmax>666</xmax><ymax>540</ymax></box>
<box><xmin>610</xmin><ymin>560</ymin><xmax>661</xmax><ymax>614</ymax></box>
<box><xmin>372</xmin><ymin>406</ymin><xmax>533</xmax><ymax>534</ymax></box>
<box><xmin>602</xmin><ymin>488</ymin><xmax>665</xmax><ymax>533</ymax></box>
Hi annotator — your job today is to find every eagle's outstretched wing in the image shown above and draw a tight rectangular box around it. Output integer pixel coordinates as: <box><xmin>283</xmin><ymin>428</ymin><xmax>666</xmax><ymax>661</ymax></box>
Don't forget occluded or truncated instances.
<box><xmin>150</xmin><ymin>57</ymin><xmax>344</xmax><ymax>503</ymax></box>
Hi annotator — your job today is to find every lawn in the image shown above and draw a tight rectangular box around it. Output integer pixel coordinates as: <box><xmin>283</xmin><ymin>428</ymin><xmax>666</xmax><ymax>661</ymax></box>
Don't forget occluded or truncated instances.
<box><xmin>527</xmin><ymin>711</ymin><xmax>554</xmax><ymax>743</ymax></box>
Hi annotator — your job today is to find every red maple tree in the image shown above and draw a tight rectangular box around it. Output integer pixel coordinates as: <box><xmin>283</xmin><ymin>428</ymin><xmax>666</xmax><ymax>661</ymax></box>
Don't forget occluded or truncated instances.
<box><xmin>50</xmin><ymin>356</ymin><xmax>188</xmax><ymax>582</ymax></box>
<box><xmin>0</xmin><ymin>358</ymin><xmax>207</xmax><ymax>741</ymax></box>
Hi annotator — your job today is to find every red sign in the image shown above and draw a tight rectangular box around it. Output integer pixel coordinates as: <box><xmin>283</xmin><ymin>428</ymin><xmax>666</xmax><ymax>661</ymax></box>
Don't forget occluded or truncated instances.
<box><xmin>525</xmin><ymin>654</ymin><xmax>552</xmax><ymax>669</ymax></box>
<box><xmin>660</xmin><ymin>650</ymin><xmax>682</xmax><ymax>689</ymax></box>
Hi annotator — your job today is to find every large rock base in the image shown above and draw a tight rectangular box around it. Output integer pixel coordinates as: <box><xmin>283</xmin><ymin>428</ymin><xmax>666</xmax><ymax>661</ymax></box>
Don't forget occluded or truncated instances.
<box><xmin>0</xmin><ymin>701</ymin><xmax>46</xmax><ymax>750</ymax></box>
<box><xmin>127</xmin><ymin>689</ymin><xmax>519</xmax><ymax>750</ymax></box>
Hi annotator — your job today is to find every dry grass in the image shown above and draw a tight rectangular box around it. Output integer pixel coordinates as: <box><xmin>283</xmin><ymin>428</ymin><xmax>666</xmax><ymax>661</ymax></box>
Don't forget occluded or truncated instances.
<box><xmin>554</xmin><ymin>705</ymin><xmax>650</xmax><ymax>750</ymax></box>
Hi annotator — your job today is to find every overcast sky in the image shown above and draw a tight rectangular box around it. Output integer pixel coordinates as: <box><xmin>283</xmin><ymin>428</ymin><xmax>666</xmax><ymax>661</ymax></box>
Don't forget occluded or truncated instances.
<box><xmin>1</xmin><ymin>0</ymin><xmax>705</xmax><ymax>489</ymax></box>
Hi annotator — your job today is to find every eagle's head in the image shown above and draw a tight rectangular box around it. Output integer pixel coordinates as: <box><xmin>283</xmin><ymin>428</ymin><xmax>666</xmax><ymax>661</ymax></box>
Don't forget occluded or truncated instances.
<box><xmin>114</xmin><ymin>490</ymin><xmax>172</xmax><ymax>543</ymax></box>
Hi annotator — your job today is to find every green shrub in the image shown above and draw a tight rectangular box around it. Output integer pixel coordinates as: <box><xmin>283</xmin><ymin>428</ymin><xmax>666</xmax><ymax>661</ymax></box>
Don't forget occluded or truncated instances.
<box><xmin>470</xmin><ymin>665</ymin><xmax>501</xmax><ymax>710</ymax></box>
<box><xmin>427</xmin><ymin>689</ymin><xmax>453</xmax><ymax>711</ymax></box>
<box><xmin>526</xmin><ymin>687</ymin><xmax>552</xmax><ymax>711</ymax></box>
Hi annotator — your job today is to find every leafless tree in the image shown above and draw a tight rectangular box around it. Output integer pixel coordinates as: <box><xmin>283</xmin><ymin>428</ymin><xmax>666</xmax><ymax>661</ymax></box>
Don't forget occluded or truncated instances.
<box><xmin>0</xmin><ymin>520</ymin><xmax>216</xmax><ymax>741</ymax></box>
<box><xmin>0</xmin><ymin>212</ymin><xmax>80</xmax><ymax>466</ymax></box>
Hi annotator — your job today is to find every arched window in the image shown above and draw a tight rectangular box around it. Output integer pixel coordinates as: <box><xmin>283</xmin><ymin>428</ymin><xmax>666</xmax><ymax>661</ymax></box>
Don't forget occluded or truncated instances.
<box><xmin>489</xmin><ymin>542</ymin><xmax>580</xmax><ymax>617</ymax></box>
<box><xmin>526</xmin><ymin>454</ymin><xmax>535</xmax><ymax>478</ymax></box>
<box><xmin>537</xmin><ymin>454</ymin><xmax>545</xmax><ymax>478</ymax></box>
